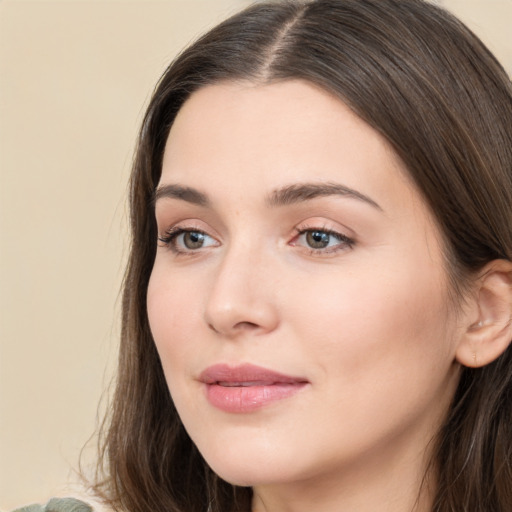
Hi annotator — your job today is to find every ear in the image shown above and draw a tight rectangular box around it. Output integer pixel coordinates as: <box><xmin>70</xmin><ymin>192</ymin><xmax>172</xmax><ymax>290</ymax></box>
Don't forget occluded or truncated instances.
<box><xmin>456</xmin><ymin>260</ymin><xmax>512</xmax><ymax>368</ymax></box>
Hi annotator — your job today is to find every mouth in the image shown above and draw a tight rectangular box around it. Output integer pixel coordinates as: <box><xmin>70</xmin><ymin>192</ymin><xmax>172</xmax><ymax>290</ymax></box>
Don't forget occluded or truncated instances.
<box><xmin>199</xmin><ymin>363</ymin><xmax>309</xmax><ymax>413</ymax></box>
<box><xmin>217</xmin><ymin>380</ymin><xmax>278</xmax><ymax>387</ymax></box>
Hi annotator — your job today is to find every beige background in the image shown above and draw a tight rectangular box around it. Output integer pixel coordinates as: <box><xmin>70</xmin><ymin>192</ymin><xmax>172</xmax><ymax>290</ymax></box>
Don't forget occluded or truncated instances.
<box><xmin>0</xmin><ymin>0</ymin><xmax>511</xmax><ymax>509</ymax></box>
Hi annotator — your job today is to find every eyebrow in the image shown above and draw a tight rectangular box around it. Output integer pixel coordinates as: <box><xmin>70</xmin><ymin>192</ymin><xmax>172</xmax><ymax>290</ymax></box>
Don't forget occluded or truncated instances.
<box><xmin>153</xmin><ymin>181</ymin><xmax>382</xmax><ymax>211</ymax></box>
<box><xmin>266</xmin><ymin>182</ymin><xmax>382</xmax><ymax>210</ymax></box>
<box><xmin>153</xmin><ymin>184</ymin><xmax>210</xmax><ymax>206</ymax></box>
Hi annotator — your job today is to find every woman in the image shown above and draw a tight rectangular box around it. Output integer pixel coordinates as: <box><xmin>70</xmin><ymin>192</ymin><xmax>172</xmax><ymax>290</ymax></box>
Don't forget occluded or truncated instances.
<box><xmin>17</xmin><ymin>0</ymin><xmax>512</xmax><ymax>511</ymax></box>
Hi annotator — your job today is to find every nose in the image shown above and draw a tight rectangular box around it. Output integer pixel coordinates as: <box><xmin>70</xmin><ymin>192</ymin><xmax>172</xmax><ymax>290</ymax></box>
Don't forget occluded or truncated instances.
<box><xmin>204</xmin><ymin>244</ymin><xmax>280</xmax><ymax>338</ymax></box>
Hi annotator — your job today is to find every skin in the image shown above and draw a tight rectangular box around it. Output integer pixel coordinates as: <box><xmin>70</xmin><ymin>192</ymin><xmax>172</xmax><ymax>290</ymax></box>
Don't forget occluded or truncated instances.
<box><xmin>147</xmin><ymin>80</ymin><xmax>469</xmax><ymax>512</ymax></box>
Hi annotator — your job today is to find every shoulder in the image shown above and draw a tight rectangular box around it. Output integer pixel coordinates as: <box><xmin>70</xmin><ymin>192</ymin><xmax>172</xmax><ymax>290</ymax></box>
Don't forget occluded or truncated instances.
<box><xmin>11</xmin><ymin>497</ymin><xmax>94</xmax><ymax>512</ymax></box>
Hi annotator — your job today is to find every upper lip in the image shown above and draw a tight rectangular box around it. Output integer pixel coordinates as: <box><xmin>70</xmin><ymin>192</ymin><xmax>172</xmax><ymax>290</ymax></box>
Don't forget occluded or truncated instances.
<box><xmin>199</xmin><ymin>363</ymin><xmax>308</xmax><ymax>385</ymax></box>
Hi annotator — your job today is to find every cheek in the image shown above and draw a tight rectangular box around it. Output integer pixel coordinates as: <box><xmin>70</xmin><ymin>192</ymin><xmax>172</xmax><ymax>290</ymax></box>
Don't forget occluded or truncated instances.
<box><xmin>147</xmin><ymin>270</ymin><xmax>209</xmax><ymax>429</ymax></box>
<box><xmin>147</xmin><ymin>267</ymin><xmax>199</xmax><ymax>375</ymax></box>
<box><xmin>277</xmin><ymin>262</ymin><xmax>459</xmax><ymax>463</ymax></box>
<box><xmin>291</xmin><ymin>255</ymin><xmax>456</xmax><ymax>395</ymax></box>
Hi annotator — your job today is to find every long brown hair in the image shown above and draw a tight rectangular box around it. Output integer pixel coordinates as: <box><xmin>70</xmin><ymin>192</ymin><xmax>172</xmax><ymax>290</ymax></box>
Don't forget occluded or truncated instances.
<box><xmin>94</xmin><ymin>1</ymin><xmax>512</xmax><ymax>511</ymax></box>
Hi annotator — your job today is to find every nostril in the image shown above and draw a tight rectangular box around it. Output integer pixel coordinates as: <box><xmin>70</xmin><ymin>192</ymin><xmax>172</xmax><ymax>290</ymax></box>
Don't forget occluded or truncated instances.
<box><xmin>233</xmin><ymin>321</ymin><xmax>260</xmax><ymax>331</ymax></box>
<box><xmin>208</xmin><ymin>322</ymin><xmax>220</xmax><ymax>334</ymax></box>
<box><xmin>208</xmin><ymin>320</ymin><xmax>260</xmax><ymax>335</ymax></box>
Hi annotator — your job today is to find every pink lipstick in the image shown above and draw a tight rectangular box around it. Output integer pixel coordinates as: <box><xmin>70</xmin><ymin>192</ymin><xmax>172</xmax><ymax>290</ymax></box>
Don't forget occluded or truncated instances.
<box><xmin>199</xmin><ymin>364</ymin><xmax>308</xmax><ymax>413</ymax></box>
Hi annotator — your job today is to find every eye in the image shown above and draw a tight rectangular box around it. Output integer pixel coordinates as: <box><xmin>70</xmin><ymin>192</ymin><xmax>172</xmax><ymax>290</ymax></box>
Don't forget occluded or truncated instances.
<box><xmin>305</xmin><ymin>230</ymin><xmax>334</xmax><ymax>249</ymax></box>
<box><xmin>291</xmin><ymin>228</ymin><xmax>354</xmax><ymax>254</ymax></box>
<box><xmin>158</xmin><ymin>228</ymin><xmax>219</xmax><ymax>253</ymax></box>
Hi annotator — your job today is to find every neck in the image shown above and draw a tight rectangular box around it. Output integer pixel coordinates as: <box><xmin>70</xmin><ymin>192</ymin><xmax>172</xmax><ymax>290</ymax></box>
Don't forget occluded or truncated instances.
<box><xmin>251</xmin><ymin>433</ymin><xmax>437</xmax><ymax>512</ymax></box>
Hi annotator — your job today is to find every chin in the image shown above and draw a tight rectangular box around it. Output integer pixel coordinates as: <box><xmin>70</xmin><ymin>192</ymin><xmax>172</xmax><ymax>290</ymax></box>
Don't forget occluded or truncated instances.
<box><xmin>207</xmin><ymin>459</ymin><xmax>293</xmax><ymax>488</ymax></box>
<box><xmin>194</xmin><ymin>435</ymin><xmax>300</xmax><ymax>487</ymax></box>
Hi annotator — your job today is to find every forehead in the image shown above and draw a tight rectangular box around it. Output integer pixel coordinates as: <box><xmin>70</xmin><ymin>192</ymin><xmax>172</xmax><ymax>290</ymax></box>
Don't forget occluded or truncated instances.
<box><xmin>161</xmin><ymin>80</ymin><xmax>417</xmax><ymax>213</ymax></box>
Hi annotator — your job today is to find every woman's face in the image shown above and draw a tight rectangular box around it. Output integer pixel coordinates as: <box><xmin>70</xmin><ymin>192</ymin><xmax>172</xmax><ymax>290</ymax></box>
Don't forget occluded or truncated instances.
<box><xmin>148</xmin><ymin>80</ymin><xmax>463</xmax><ymax>492</ymax></box>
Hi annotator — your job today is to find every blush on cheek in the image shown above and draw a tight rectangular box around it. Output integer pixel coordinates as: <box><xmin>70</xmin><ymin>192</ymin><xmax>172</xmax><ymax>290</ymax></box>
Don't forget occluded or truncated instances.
<box><xmin>321</xmin><ymin>269</ymin><xmax>449</xmax><ymax>371</ymax></box>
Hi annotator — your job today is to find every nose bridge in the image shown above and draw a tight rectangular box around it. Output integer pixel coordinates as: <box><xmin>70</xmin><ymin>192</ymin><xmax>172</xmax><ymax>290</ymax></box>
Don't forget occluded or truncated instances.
<box><xmin>204</xmin><ymin>235</ymin><xmax>278</xmax><ymax>336</ymax></box>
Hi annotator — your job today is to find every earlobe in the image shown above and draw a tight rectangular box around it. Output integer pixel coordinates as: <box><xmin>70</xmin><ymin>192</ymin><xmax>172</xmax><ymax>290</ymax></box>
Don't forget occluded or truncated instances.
<box><xmin>456</xmin><ymin>260</ymin><xmax>512</xmax><ymax>368</ymax></box>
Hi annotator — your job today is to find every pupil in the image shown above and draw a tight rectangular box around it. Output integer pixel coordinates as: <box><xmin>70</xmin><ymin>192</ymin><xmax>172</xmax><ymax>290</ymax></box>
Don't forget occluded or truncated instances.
<box><xmin>307</xmin><ymin>231</ymin><xmax>329</xmax><ymax>249</ymax></box>
<box><xmin>184</xmin><ymin>232</ymin><xmax>204</xmax><ymax>249</ymax></box>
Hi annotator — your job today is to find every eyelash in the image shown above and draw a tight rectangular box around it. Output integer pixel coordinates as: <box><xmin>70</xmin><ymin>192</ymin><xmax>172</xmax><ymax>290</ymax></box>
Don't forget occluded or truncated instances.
<box><xmin>158</xmin><ymin>227</ymin><xmax>215</xmax><ymax>255</ymax></box>
<box><xmin>157</xmin><ymin>225</ymin><xmax>355</xmax><ymax>256</ymax></box>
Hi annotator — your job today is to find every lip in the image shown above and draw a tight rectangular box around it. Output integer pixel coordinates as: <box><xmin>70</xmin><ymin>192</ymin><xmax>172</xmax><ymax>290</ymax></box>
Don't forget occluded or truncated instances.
<box><xmin>199</xmin><ymin>363</ymin><xmax>309</xmax><ymax>413</ymax></box>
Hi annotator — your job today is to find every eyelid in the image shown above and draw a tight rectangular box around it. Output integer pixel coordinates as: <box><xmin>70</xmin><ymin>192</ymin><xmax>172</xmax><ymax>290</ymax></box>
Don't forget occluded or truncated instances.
<box><xmin>293</xmin><ymin>218</ymin><xmax>355</xmax><ymax>239</ymax></box>
<box><xmin>156</xmin><ymin>218</ymin><xmax>218</xmax><ymax>239</ymax></box>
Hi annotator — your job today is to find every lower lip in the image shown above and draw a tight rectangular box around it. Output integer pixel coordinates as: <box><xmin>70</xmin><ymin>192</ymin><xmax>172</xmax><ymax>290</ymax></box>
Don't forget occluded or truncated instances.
<box><xmin>205</xmin><ymin>382</ymin><xmax>307</xmax><ymax>413</ymax></box>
